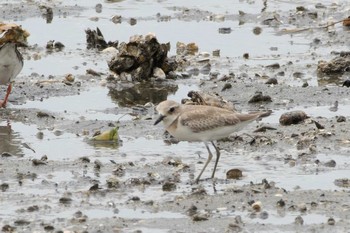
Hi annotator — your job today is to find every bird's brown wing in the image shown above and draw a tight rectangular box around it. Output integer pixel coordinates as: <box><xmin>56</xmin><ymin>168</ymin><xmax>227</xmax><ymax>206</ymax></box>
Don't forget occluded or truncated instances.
<box><xmin>179</xmin><ymin>106</ymin><xmax>241</xmax><ymax>133</ymax></box>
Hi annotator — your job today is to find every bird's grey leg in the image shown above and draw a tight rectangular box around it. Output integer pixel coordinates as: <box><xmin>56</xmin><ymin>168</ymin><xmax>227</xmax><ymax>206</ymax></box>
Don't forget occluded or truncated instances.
<box><xmin>194</xmin><ymin>142</ymin><xmax>213</xmax><ymax>183</ymax></box>
<box><xmin>211</xmin><ymin>141</ymin><xmax>221</xmax><ymax>179</ymax></box>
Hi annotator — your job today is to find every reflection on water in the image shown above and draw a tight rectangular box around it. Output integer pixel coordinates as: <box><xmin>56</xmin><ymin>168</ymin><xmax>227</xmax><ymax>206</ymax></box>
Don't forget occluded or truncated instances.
<box><xmin>0</xmin><ymin>122</ymin><xmax>23</xmax><ymax>156</ymax></box>
<box><xmin>108</xmin><ymin>82</ymin><xmax>178</xmax><ymax>107</ymax></box>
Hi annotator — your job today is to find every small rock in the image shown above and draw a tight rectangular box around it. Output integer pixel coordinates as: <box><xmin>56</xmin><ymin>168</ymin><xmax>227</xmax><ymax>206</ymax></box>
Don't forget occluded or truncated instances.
<box><xmin>266</xmin><ymin>63</ymin><xmax>280</xmax><ymax>69</ymax></box>
<box><xmin>343</xmin><ymin>80</ymin><xmax>350</xmax><ymax>87</ymax></box>
<box><xmin>336</xmin><ymin>116</ymin><xmax>346</xmax><ymax>122</ymax></box>
<box><xmin>248</xmin><ymin>91</ymin><xmax>272</xmax><ymax>103</ymax></box>
<box><xmin>298</xmin><ymin>204</ymin><xmax>307</xmax><ymax>213</ymax></box>
<box><xmin>59</xmin><ymin>197</ymin><xmax>73</xmax><ymax>204</ymax></box>
<box><xmin>1</xmin><ymin>152</ymin><xmax>13</xmax><ymax>157</ymax></box>
<box><xmin>130</xmin><ymin>196</ymin><xmax>140</xmax><ymax>201</ymax></box>
<box><xmin>324</xmin><ymin>160</ymin><xmax>336</xmax><ymax>167</ymax></box>
<box><xmin>279</xmin><ymin>110</ymin><xmax>309</xmax><ymax>125</ymax></box>
<box><xmin>221</xmin><ymin>83</ymin><xmax>232</xmax><ymax>91</ymax></box>
<box><xmin>327</xmin><ymin>217</ymin><xmax>336</xmax><ymax>225</ymax></box>
<box><xmin>226</xmin><ymin>169</ymin><xmax>243</xmax><ymax>179</ymax></box>
<box><xmin>276</xmin><ymin>199</ymin><xmax>285</xmax><ymax>207</ymax></box>
<box><xmin>162</xmin><ymin>181</ymin><xmax>176</xmax><ymax>191</ymax></box>
<box><xmin>302</xmin><ymin>82</ymin><xmax>309</xmax><ymax>87</ymax></box>
<box><xmin>0</xmin><ymin>183</ymin><xmax>9</xmax><ymax>192</ymax></box>
<box><xmin>294</xmin><ymin>215</ymin><xmax>304</xmax><ymax>225</ymax></box>
<box><xmin>153</xmin><ymin>67</ymin><xmax>166</xmax><ymax>79</ymax></box>
<box><xmin>265</xmin><ymin>77</ymin><xmax>278</xmax><ymax>84</ymax></box>
<box><xmin>218</xmin><ymin>27</ymin><xmax>232</xmax><ymax>34</ymax></box>
<box><xmin>186</xmin><ymin>205</ymin><xmax>198</xmax><ymax>216</ymax></box>
<box><xmin>2</xmin><ymin>225</ymin><xmax>16</xmax><ymax>232</ymax></box>
<box><xmin>259</xmin><ymin>211</ymin><xmax>269</xmax><ymax>219</ymax></box>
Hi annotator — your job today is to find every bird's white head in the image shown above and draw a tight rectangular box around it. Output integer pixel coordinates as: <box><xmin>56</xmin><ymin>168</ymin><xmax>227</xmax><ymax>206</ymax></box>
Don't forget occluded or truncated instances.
<box><xmin>154</xmin><ymin>100</ymin><xmax>181</xmax><ymax>128</ymax></box>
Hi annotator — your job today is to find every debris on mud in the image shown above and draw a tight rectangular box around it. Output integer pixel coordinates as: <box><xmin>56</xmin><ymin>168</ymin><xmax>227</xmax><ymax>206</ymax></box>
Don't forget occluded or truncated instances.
<box><xmin>0</xmin><ymin>22</ymin><xmax>29</xmax><ymax>44</ymax></box>
<box><xmin>108</xmin><ymin>33</ymin><xmax>177</xmax><ymax>81</ymax></box>
<box><xmin>317</xmin><ymin>53</ymin><xmax>350</xmax><ymax>75</ymax></box>
<box><xmin>85</xmin><ymin>27</ymin><xmax>118</xmax><ymax>50</ymax></box>
<box><xmin>182</xmin><ymin>90</ymin><xmax>236</xmax><ymax>111</ymax></box>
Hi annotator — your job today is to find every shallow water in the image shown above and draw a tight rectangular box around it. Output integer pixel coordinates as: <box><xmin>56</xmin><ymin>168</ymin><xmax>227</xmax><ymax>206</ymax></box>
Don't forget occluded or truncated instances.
<box><xmin>15</xmin><ymin>0</ymin><xmax>334</xmax><ymax>78</ymax></box>
<box><xmin>1</xmin><ymin>0</ymin><xmax>350</xmax><ymax>231</ymax></box>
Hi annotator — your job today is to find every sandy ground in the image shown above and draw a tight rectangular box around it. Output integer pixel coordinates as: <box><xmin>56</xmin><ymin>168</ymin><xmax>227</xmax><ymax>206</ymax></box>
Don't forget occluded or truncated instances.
<box><xmin>1</xmin><ymin>1</ymin><xmax>350</xmax><ymax>233</ymax></box>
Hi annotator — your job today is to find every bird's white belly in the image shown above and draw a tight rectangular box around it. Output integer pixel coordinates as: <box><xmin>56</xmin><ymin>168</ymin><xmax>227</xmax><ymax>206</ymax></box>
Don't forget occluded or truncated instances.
<box><xmin>168</xmin><ymin>122</ymin><xmax>250</xmax><ymax>142</ymax></box>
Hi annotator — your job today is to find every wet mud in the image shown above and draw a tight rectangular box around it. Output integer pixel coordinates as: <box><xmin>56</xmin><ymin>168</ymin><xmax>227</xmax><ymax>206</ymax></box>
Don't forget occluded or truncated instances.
<box><xmin>1</xmin><ymin>0</ymin><xmax>350</xmax><ymax>232</ymax></box>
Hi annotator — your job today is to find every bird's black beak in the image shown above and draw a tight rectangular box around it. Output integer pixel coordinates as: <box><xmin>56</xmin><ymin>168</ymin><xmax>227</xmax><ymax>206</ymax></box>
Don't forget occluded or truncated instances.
<box><xmin>154</xmin><ymin>114</ymin><xmax>165</xmax><ymax>125</ymax></box>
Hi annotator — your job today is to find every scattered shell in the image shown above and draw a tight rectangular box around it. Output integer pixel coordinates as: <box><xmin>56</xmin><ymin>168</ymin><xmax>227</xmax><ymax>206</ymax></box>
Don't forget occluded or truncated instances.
<box><xmin>336</xmin><ymin>116</ymin><xmax>346</xmax><ymax>122</ymax></box>
<box><xmin>251</xmin><ymin>201</ymin><xmax>262</xmax><ymax>212</ymax></box>
<box><xmin>14</xmin><ymin>220</ymin><xmax>30</xmax><ymax>226</ymax></box>
<box><xmin>32</xmin><ymin>159</ymin><xmax>47</xmax><ymax>166</ymax></box>
<box><xmin>65</xmin><ymin>74</ymin><xmax>75</xmax><ymax>82</ymax></box>
<box><xmin>1</xmin><ymin>152</ymin><xmax>13</xmax><ymax>157</ymax></box>
<box><xmin>313</xmin><ymin>120</ymin><xmax>324</xmax><ymax>129</ymax></box>
<box><xmin>212</xmin><ymin>49</ymin><xmax>220</xmax><ymax>57</ymax></box>
<box><xmin>91</xmin><ymin>127</ymin><xmax>119</xmax><ymax>141</ymax></box>
<box><xmin>334</xmin><ymin>178</ymin><xmax>350</xmax><ymax>188</ymax></box>
<box><xmin>106</xmin><ymin>176</ymin><xmax>120</xmax><ymax>188</ymax></box>
<box><xmin>153</xmin><ymin>67</ymin><xmax>166</xmax><ymax>79</ymax></box>
<box><xmin>226</xmin><ymin>169</ymin><xmax>243</xmax><ymax>179</ymax></box>
<box><xmin>318</xmin><ymin>56</ymin><xmax>350</xmax><ymax>75</ymax></box>
<box><xmin>279</xmin><ymin>110</ymin><xmax>309</xmax><ymax>125</ymax></box>
<box><xmin>111</xmin><ymin>15</ymin><xmax>122</xmax><ymax>24</ymax></box>
<box><xmin>192</xmin><ymin>212</ymin><xmax>209</xmax><ymax>221</ymax></box>
<box><xmin>218</xmin><ymin>27</ymin><xmax>232</xmax><ymax>34</ymax></box>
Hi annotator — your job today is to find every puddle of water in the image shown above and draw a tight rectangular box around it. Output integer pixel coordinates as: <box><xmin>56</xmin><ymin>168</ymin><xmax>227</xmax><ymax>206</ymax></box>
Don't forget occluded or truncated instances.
<box><xmin>15</xmin><ymin>86</ymin><xmax>132</xmax><ymax>121</ymax></box>
<box><xmin>2</xmin><ymin>119</ymin><xmax>349</xmax><ymax>192</ymax></box>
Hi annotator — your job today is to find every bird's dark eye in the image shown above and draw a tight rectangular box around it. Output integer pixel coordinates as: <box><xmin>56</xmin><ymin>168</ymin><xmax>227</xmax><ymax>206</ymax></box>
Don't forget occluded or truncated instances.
<box><xmin>169</xmin><ymin>107</ymin><xmax>175</xmax><ymax>113</ymax></box>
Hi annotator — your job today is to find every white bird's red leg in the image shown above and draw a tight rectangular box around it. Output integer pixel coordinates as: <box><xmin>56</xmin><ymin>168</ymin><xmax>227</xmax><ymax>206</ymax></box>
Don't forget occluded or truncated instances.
<box><xmin>0</xmin><ymin>83</ymin><xmax>12</xmax><ymax>108</ymax></box>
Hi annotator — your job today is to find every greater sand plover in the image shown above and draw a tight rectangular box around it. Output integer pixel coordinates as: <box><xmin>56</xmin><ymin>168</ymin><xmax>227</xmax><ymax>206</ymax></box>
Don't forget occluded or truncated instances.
<box><xmin>154</xmin><ymin>100</ymin><xmax>270</xmax><ymax>183</ymax></box>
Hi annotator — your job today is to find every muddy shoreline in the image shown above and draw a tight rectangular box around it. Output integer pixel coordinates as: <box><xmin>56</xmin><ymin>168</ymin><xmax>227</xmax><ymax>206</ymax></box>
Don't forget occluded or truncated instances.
<box><xmin>1</xmin><ymin>1</ymin><xmax>350</xmax><ymax>233</ymax></box>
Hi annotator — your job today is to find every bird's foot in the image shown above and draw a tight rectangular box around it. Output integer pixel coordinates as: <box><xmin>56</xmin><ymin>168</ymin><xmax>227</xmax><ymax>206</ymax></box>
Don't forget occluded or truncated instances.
<box><xmin>0</xmin><ymin>100</ymin><xmax>6</xmax><ymax>108</ymax></box>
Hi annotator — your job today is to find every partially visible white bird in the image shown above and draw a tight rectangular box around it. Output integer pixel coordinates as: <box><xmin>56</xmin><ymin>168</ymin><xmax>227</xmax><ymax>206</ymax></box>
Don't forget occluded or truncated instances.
<box><xmin>0</xmin><ymin>42</ymin><xmax>23</xmax><ymax>107</ymax></box>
